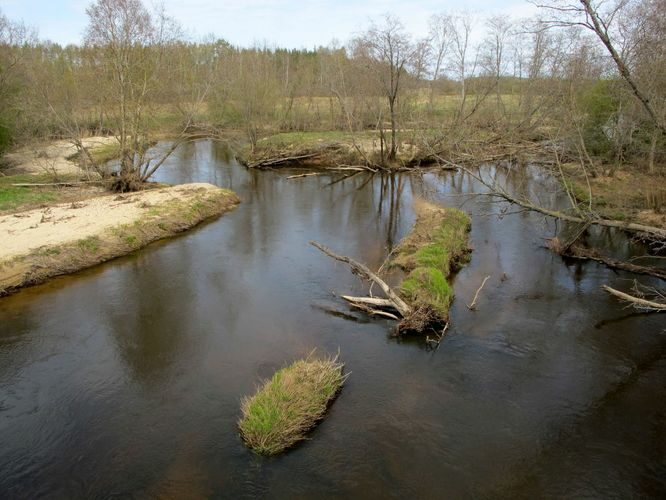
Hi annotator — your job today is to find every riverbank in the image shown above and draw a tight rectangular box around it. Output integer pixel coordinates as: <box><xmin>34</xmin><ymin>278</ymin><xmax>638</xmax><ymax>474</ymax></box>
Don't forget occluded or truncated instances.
<box><xmin>0</xmin><ymin>183</ymin><xmax>240</xmax><ymax>296</ymax></box>
<box><xmin>2</xmin><ymin>136</ymin><xmax>117</xmax><ymax>176</ymax></box>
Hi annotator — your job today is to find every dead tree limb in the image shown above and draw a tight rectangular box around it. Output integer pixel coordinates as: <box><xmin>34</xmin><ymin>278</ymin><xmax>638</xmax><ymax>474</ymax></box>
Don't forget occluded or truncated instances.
<box><xmin>602</xmin><ymin>285</ymin><xmax>666</xmax><ymax>311</ymax></box>
<box><xmin>454</xmin><ymin>164</ymin><xmax>666</xmax><ymax>241</ymax></box>
<box><xmin>467</xmin><ymin>275</ymin><xmax>491</xmax><ymax>310</ymax></box>
<box><xmin>347</xmin><ymin>301</ymin><xmax>401</xmax><ymax>320</ymax></box>
<box><xmin>286</xmin><ymin>173</ymin><xmax>321</xmax><ymax>180</ymax></box>
<box><xmin>341</xmin><ymin>295</ymin><xmax>398</xmax><ymax>310</ymax></box>
<box><xmin>248</xmin><ymin>152</ymin><xmax>322</xmax><ymax>169</ymax></box>
<box><xmin>310</xmin><ymin>241</ymin><xmax>412</xmax><ymax>317</ymax></box>
<box><xmin>565</xmin><ymin>245</ymin><xmax>666</xmax><ymax>281</ymax></box>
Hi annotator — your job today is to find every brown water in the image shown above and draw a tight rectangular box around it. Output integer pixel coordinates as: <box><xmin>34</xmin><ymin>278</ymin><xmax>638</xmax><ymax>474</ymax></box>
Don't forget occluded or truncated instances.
<box><xmin>1</xmin><ymin>140</ymin><xmax>665</xmax><ymax>499</ymax></box>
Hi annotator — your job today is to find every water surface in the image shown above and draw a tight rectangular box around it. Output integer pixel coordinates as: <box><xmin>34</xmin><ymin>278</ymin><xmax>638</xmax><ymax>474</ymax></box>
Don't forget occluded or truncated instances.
<box><xmin>1</xmin><ymin>140</ymin><xmax>665</xmax><ymax>498</ymax></box>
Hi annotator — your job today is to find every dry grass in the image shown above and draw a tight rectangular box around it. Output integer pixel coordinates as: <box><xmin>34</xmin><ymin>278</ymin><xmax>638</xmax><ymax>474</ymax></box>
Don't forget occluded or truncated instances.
<box><xmin>239</xmin><ymin>353</ymin><xmax>347</xmax><ymax>455</ymax></box>
<box><xmin>564</xmin><ymin>164</ymin><xmax>666</xmax><ymax>229</ymax></box>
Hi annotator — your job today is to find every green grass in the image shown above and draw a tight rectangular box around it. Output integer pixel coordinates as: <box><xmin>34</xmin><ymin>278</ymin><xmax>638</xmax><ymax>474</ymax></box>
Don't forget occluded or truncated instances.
<box><xmin>88</xmin><ymin>143</ymin><xmax>121</xmax><ymax>164</ymax></box>
<box><xmin>393</xmin><ymin>203</ymin><xmax>471</xmax><ymax>318</ymax></box>
<box><xmin>76</xmin><ymin>236</ymin><xmax>101</xmax><ymax>253</ymax></box>
<box><xmin>0</xmin><ymin>174</ymin><xmax>80</xmax><ymax>213</ymax></box>
<box><xmin>239</xmin><ymin>354</ymin><xmax>347</xmax><ymax>455</ymax></box>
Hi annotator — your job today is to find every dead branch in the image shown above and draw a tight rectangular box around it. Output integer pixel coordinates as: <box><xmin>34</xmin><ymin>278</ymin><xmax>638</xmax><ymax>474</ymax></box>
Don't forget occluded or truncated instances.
<box><xmin>467</xmin><ymin>275</ymin><xmax>491</xmax><ymax>310</ymax></box>
<box><xmin>248</xmin><ymin>152</ymin><xmax>322</xmax><ymax>169</ymax></box>
<box><xmin>347</xmin><ymin>301</ymin><xmax>400</xmax><ymax>320</ymax></box>
<box><xmin>602</xmin><ymin>285</ymin><xmax>666</xmax><ymax>311</ymax></box>
<box><xmin>426</xmin><ymin>323</ymin><xmax>449</xmax><ymax>350</ymax></box>
<box><xmin>454</xmin><ymin>164</ymin><xmax>666</xmax><ymax>241</ymax></box>
<box><xmin>341</xmin><ymin>295</ymin><xmax>399</xmax><ymax>311</ymax></box>
<box><xmin>563</xmin><ymin>245</ymin><xmax>666</xmax><ymax>281</ymax></box>
<box><xmin>286</xmin><ymin>172</ymin><xmax>321</xmax><ymax>180</ymax></box>
<box><xmin>310</xmin><ymin>241</ymin><xmax>411</xmax><ymax>317</ymax></box>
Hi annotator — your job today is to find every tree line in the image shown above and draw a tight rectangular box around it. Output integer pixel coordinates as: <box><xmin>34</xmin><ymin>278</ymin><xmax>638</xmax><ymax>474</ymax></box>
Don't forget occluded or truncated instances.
<box><xmin>0</xmin><ymin>0</ymin><xmax>664</xmax><ymax>184</ymax></box>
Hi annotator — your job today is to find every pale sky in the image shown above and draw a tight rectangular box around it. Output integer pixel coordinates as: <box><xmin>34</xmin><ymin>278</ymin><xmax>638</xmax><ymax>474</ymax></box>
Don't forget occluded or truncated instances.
<box><xmin>2</xmin><ymin>0</ymin><xmax>538</xmax><ymax>48</ymax></box>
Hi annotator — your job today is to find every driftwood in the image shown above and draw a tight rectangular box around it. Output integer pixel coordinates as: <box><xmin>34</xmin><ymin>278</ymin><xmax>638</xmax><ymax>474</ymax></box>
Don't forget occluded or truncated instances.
<box><xmin>347</xmin><ymin>301</ymin><xmax>400</xmax><ymax>320</ymax></box>
<box><xmin>602</xmin><ymin>285</ymin><xmax>666</xmax><ymax>311</ymax></box>
<box><xmin>310</xmin><ymin>241</ymin><xmax>411</xmax><ymax>317</ymax></box>
<box><xmin>248</xmin><ymin>152</ymin><xmax>322</xmax><ymax>169</ymax></box>
<box><xmin>286</xmin><ymin>172</ymin><xmax>321</xmax><ymax>180</ymax></box>
<box><xmin>341</xmin><ymin>295</ymin><xmax>398</xmax><ymax>310</ymax></box>
<box><xmin>565</xmin><ymin>245</ymin><xmax>666</xmax><ymax>281</ymax></box>
<box><xmin>467</xmin><ymin>275</ymin><xmax>491</xmax><ymax>310</ymax></box>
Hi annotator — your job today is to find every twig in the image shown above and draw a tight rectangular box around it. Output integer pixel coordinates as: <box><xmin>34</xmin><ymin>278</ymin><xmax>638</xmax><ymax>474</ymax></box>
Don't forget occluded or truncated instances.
<box><xmin>426</xmin><ymin>323</ymin><xmax>449</xmax><ymax>350</ymax></box>
<box><xmin>467</xmin><ymin>275</ymin><xmax>491</xmax><ymax>310</ymax></box>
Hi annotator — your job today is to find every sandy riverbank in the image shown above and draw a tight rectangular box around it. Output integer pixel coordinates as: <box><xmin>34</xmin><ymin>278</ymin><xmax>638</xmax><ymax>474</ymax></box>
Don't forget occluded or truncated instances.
<box><xmin>2</xmin><ymin>136</ymin><xmax>116</xmax><ymax>176</ymax></box>
<box><xmin>0</xmin><ymin>183</ymin><xmax>240</xmax><ymax>296</ymax></box>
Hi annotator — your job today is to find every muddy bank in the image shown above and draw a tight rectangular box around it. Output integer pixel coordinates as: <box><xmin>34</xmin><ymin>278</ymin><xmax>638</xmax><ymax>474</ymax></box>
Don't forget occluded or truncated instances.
<box><xmin>0</xmin><ymin>183</ymin><xmax>240</xmax><ymax>296</ymax></box>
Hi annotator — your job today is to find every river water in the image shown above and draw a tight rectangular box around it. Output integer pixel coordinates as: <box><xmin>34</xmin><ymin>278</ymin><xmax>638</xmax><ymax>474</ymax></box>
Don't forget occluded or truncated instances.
<box><xmin>1</xmin><ymin>140</ymin><xmax>665</xmax><ymax>498</ymax></box>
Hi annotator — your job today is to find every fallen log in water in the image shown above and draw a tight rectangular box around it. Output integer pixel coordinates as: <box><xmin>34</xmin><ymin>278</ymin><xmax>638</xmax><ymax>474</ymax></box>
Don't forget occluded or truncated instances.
<box><xmin>310</xmin><ymin>241</ymin><xmax>411</xmax><ymax>317</ymax></box>
<box><xmin>248</xmin><ymin>152</ymin><xmax>322</xmax><ymax>169</ymax></box>
<box><xmin>602</xmin><ymin>285</ymin><xmax>666</xmax><ymax>311</ymax></box>
<box><xmin>310</xmin><ymin>202</ymin><xmax>472</xmax><ymax>336</ymax></box>
<box><xmin>553</xmin><ymin>241</ymin><xmax>666</xmax><ymax>281</ymax></box>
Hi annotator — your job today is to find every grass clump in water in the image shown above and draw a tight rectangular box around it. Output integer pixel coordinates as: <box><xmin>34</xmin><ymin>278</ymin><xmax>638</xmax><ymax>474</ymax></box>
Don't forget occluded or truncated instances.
<box><xmin>239</xmin><ymin>353</ymin><xmax>347</xmax><ymax>455</ymax></box>
<box><xmin>393</xmin><ymin>201</ymin><xmax>471</xmax><ymax>322</ymax></box>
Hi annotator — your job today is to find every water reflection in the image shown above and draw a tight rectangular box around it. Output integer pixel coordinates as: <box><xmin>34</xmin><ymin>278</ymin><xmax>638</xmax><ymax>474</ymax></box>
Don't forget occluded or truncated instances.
<box><xmin>0</xmin><ymin>139</ymin><xmax>664</xmax><ymax>498</ymax></box>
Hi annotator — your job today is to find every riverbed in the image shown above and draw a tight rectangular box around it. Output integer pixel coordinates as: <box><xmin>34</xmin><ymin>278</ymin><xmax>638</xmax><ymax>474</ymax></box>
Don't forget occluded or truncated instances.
<box><xmin>1</xmin><ymin>139</ymin><xmax>664</xmax><ymax>498</ymax></box>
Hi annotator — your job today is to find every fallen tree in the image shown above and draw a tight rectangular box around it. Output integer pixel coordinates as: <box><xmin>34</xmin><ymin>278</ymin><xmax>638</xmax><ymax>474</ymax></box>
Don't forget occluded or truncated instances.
<box><xmin>603</xmin><ymin>285</ymin><xmax>666</xmax><ymax>312</ymax></box>
<box><xmin>310</xmin><ymin>202</ymin><xmax>472</xmax><ymax>336</ymax></box>
<box><xmin>310</xmin><ymin>241</ymin><xmax>411</xmax><ymax>318</ymax></box>
<box><xmin>551</xmin><ymin>240</ymin><xmax>666</xmax><ymax>281</ymax></box>
<box><xmin>453</xmin><ymin>164</ymin><xmax>666</xmax><ymax>241</ymax></box>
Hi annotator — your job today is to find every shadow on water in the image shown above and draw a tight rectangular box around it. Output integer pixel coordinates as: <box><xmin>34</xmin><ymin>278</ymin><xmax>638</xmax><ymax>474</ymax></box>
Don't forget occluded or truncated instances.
<box><xmin>0</xmin><ymin>139</ymin><xmax>665</xmax><ymax>498</ymax></box>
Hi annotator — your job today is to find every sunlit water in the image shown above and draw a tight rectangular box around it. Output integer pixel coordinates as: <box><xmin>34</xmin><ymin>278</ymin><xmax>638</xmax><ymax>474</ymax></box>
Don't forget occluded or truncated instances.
<box><xmin>1</xmin><ymin>140</ymin><xmax>664</xmax><ymax>498</ymax></box>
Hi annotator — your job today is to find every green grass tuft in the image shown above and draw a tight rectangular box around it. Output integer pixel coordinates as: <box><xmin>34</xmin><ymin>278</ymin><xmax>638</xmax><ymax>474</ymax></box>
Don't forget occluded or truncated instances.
<box><xmin>393</xmin><ymin>202</ymin><xmax>471</xmax><ymax>320</ymax></box>
<box><xmin>239</xmin><ymin>353</ymin><xmax>347</xmax><ymax>455</ymax></box>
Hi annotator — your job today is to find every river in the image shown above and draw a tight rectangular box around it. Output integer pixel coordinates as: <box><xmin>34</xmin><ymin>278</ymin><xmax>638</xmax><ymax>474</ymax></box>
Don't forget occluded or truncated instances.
<box><xmin>1</xmin><ymin>139</ymin><xmax>664</xmax><ymax>498</ymax></box>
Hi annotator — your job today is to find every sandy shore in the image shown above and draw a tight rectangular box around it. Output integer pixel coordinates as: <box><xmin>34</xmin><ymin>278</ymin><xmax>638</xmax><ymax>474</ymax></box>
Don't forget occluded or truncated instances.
<box><xmin>2</xmin><ymin>136</ymin><xmax>116</xmax><ymax>175</ymax></box>
<box><xmin>0</xmin><ymin>183</ymin><xmax>240</xmax><ymax>295</ymax></box>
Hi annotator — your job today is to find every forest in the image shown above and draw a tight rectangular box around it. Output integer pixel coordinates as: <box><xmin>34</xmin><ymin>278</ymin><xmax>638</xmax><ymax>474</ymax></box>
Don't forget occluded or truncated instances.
<box><xmin>1</xmin><ymin>1</ymin><xmax>664</xmax><ymax>177</ymax></box>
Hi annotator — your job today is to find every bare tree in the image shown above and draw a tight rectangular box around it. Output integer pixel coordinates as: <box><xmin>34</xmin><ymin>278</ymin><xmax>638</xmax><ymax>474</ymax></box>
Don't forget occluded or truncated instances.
<box><xmin>353</xmin><ymin>15</ymin><xmax>415</xmax><ymax>162</ymax></box>
<box><xmin>84</xmin><ymin>0</ymin><xmax>199</xmax><ymax>190</ymax></box>
<box><xmin>449</xmin><ymin>13</ymin><xmax>478</xmax><ymax>120</ymax></box>
<box><xmin>534</xmin><ymin>0</ymin><xmax>666</xmax><ymax>136</ymax></box>
<box><xmin>428</xmin><ymin>14</ymin><xmax>452</xmax><ymax>111</ymax></box>
<box><xmin>482</xmin><ymin>16</ymin><xmax>513</xmax><ymax>112</ymax></box>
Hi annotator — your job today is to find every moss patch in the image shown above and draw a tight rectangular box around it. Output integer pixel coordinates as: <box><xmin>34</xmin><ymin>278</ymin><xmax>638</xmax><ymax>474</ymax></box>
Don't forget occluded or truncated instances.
<box><xmin>392</xmin><ymin>202</ymin><xmax>471</xmax><ymax>330</ymax></box>
<box><xmin>239</xmin><ymin>354</ymin><xmax>347</xmax><ymax>455</ymax></box>
<box><xmin>0</xmin><ymin>186</ymin><xmax>240</xmax><ymax>296</ymax></box>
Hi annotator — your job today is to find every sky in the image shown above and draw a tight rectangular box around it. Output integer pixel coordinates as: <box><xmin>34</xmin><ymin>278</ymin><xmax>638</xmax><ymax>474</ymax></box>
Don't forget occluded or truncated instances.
<box><xmin>1</xmin><ymin>0</ymin><xmax>538</xmax><ymax>48</ymax></box>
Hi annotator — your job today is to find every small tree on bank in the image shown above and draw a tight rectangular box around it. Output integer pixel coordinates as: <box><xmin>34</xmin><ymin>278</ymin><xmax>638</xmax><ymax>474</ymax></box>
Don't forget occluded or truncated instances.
<box><xmin>353</xmin><ymin>16</ymin><xmax>415</xmax><ymax>163</ymax></box>
<box><xmin>84</xmin><ymin>0</ymin><xmax>199</xmax><ymax>191</ymax></box>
